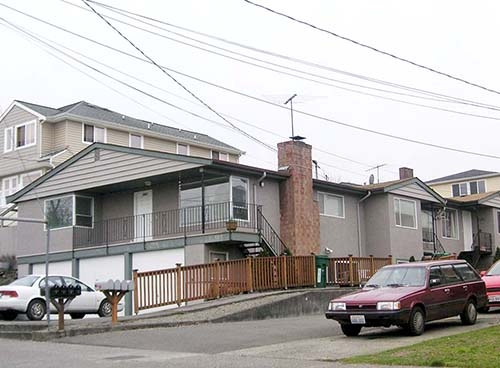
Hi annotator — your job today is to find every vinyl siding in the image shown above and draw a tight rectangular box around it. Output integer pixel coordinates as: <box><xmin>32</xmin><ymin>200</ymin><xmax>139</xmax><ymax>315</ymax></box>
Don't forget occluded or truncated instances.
<box><xmin>18</xmin><ymin>149</ymin><xmax>204</xmax><ymax>201</ymax></box>
<box><xmin>51</xmin><ymin>150</ymin><xmax>73</xmax><ymax>167</ymax></box>
<box><xmin>228</xmin><ymin>154</ymin><xmax>239</xmax><ymax>163</ymax></box>
<box><xmin>107</xmin><ymin>128</ymin><xmax>129</xmax><ymax>146</ymax></box>
<box><xmin>390</xmin><ymin>183</ymin><xmax>440</xmax><ymax>203</ymax></box>
<box><xmin>189</xmin><ymin>145</ymin><xmax>210</xmax><ymax>159</ymax></box>
<box><xmin>144</xmin><ymin>136</ymin><xmax>176</xmax><ymax>153</ymax></box>
<box><xmin>483</xmin><ymin>196</ymin><xmax>500</xmax><ymax>208</ymax></box>
<box><xmin>430</xmin><ymin>176</ymin><xmax>500</xmax><ymax>198</ymax></box>
<box><xmin>0</xmin><ymin>106</ymin><xmax>42</xmax><ymax>176</ymax></box>
<box><xmin>41</xmin><ymin>122</ymin><xmax>54</xmax><ymax>154</ymax></box>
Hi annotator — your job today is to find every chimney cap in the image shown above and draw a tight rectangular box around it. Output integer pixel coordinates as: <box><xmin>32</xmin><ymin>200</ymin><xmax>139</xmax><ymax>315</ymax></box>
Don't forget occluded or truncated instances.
<box><xmin>290</xmin><ymin>135</ymin><xmax>306</xmax><ymax>141</ymax></box>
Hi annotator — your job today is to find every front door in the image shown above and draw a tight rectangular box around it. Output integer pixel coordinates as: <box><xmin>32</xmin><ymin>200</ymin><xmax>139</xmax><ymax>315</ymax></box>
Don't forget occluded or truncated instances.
<box><xmin>134</xmin><ymin>190</ymin><xmax>153</xmax><ymax>241</ymax></box>
<box><xmin>462</xmin><ymin>211</ymin><xmax>473</xmax><ymax>251</ymax></box>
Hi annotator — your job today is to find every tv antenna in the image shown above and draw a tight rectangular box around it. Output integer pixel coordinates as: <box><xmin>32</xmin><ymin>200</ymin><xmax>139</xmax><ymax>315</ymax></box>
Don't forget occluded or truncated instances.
<box><xmin>284</xmin><ymin>93</ymin><xmax>305</xmax><ymax>140</ymax></box>
<box><xmin>366</xmin><ymin>164</ymin><xmax>386</xmax><ymax>183</ymax></box>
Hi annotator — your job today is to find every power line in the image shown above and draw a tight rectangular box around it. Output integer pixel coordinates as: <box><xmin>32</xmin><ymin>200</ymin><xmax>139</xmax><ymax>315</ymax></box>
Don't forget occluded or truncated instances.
<box><xmin>242</xmin><ymin>0</ymin><xmax>500</xmax><ymax>97</ymax></box>
<box><xmin>80</xmin><ymin>0</ymin><xmax>276</xmax><ymax>152</ymax></box>
<box><xmin>3</xmin><ymin>5</ymin><xmax>500</xmax><ymax>162</ymax></box>
<box><xmin>82</xmin><ymin>0</ymin><xmax>500</xmax><ymax>113</ymax></box>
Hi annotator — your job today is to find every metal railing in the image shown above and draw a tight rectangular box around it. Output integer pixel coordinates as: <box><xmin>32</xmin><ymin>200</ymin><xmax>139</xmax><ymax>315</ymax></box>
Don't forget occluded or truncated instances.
<box><xmin>73</xmin><ymin>202</ymin><xmax>259</xmax><ymax>249</ymax></box>
<box><xmin>473</xmin><ymin>232</ymin><xmax>493</xmax><ymax>253</ymax></box>
<box><xmin>326</xmin><ymin>255</ymin><xmax>392</xmax><ymax>287</ymax></box>
<box><xmin>257</xmin><ymin>207</ymin><xmax>288</xmax><ymax>256</ymax></box>
<box><xmin>133</xmin><ymin>255</ymin><xmax>315</xmax><ymax>313</ymax></box>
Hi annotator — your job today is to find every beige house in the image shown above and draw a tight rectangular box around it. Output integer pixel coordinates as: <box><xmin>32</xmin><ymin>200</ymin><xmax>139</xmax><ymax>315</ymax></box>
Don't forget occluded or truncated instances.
<box><xmin>427</xmin><ymin>169</ymin><xmax>500</xmax><ymax>198</ymax></box>
<box><xmin>0</xmin><ymin>100</ymin><xmax>243</xmax><ymax>211</ymax></box>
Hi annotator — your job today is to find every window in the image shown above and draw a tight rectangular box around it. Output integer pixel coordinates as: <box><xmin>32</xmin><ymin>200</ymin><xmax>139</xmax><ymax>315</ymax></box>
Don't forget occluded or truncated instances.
<box><xmin>15</xmin><ymin>121</ymin><xmax>36</xmax><ymax>149</ymax></box>
<box><xmin>45</xmin><ymin>195</ymin><xmax>93</xmax><ymax>229</ymax></box>
<box><xmin>129</xmin><ymin>133</ymin><xmax>143</xmax><ymax>148</ymax></box>
<box><xmin>394</xmin><ymin>198</ymin><xmax>417</xmax><ymax>228</ymax></box>
<box><xmin>1</xmin><ymin>172</ymin><xmax>41</xmax><ymax>207</ymax></box>
<box><xmin>4</xmin><ymin>127</ymin><xmax>13</xmax><ymax>152</ymax></box>
<box><xmin>442</xmin><ymin>209</ymin><xmax>458</xmax><ymax>239</ymax></box>
<box><xmin>232</xmin><ymin>177</ymin><xmax>249</xmax><ymax>220</ymax></box>
<box><xmin>177</xmin><ymin>143</ymin><xmax>189</xmax><ymax>155</ymax></box>
<box><xmin>83</xmin><ymin>124</ymin><xmax>105</xmax><ymax>143</ymax></box>
<box><xmin>212</xmin><ymin>151</ymin><xmax>228</xmax><ymax>161</ymax></box>
<box><xmin>318</xmin><ymin>192</ymin><xmax>344</xmax><ymax>218</ymax></box>
<box><xmin>421</xmin><ymin>210</ymin><xmax>433</xmax><ymax>242</ymax></box>
<box><xmin>451</xmin><ymin>180</ymin><xmax>486</xmax><ymax>197</ymax></box>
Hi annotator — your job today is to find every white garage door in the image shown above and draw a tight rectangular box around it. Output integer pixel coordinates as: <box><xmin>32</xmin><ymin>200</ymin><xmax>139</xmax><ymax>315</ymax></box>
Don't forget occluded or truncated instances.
<box><xmin>133</xmin><ymin>248</ymin><xmax>184</xmax><ymax>273</ymax></box>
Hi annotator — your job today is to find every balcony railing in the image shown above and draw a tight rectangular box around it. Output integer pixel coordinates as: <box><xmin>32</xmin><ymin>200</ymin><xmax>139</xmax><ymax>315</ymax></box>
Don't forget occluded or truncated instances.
<box><xmin>473</xmin><ymin>232</ymin><xmax>493</xmax><ymax>253</ymax></box>
<box><xmin>73</xmin><ymin>202</ymin><xmax>259</xmax><ymax>249</ymax></box>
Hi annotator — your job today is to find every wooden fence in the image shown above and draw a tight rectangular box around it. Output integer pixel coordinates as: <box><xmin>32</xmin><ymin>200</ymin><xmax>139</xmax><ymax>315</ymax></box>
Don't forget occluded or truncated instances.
<box><xmin>133</xmin><ymin>255</ymin><xmax>316</xmax><ymax>313</ymax></box>
<box><xmin>326</xmin><ymin>255</ymin><xmax>392</xmax><ymax>286</ymax></box>
<box><xmin>132</xmin><ymin>255</ymin><xmax>393</xmax><ymax>313</ymax></box>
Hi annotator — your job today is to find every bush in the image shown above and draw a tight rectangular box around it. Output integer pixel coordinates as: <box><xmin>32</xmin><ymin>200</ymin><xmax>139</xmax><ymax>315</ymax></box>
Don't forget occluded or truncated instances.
<box><xmin>493</xmin><ymin>247</ymin><xmax>500</xmax><ymax>263</ymax></box>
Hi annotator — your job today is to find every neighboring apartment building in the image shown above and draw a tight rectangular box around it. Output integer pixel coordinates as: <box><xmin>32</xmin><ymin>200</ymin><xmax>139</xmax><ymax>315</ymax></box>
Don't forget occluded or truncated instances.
<box><xmin>0</xmin><ymin>100</ymin><xmax>243</xmax><ymax>211</ymax></box>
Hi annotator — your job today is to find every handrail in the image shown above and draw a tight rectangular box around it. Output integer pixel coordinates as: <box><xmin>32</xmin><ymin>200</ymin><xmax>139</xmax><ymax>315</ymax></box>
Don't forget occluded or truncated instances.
<box><xmin>256</xmin><ymin>207</ymin><xmax>289</xmax><ymax>256</ymax></box>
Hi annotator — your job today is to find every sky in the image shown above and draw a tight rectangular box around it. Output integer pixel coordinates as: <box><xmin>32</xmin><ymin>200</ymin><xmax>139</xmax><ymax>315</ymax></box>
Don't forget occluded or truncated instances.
<box><xmin>1</xmin><ymin>0</ymin><xmax>500</xmax><ymax>185</ymax></box>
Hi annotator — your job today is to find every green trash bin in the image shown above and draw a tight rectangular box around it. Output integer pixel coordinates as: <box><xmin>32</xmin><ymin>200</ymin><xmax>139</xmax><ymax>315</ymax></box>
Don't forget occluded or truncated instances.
<box><xmin>315</xmin><ymin>255</ymin><xmax>329</xmax><ymax>288</ymax></box>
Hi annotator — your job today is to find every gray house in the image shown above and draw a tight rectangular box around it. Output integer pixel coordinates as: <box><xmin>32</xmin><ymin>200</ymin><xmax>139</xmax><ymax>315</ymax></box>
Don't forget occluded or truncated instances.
<box><xmin>0</xmin><ymin>100</ymin><xmax>243</xmax><ymax>255</ymax></box>
<box><xmin>5</xmin><ymin>139</ymin><xmax>500</xmax><ymax>315</ymax></box>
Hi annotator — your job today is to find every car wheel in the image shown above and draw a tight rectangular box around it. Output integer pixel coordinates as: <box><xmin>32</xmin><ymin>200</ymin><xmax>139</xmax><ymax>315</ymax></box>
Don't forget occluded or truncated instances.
<box><xmin>460</xmin><ymin>299</ymin><xmax>477</xmax><ymax>325</ymax></box>
<box><xmin>406</xmin><ymin>306</ymin><xmax>425</xmax><ymax>336</ymax></box>
<box><xmin>26</xmin><ymin>299</ymin><xmax>46</xmax><ymax>321</ymax></box>
<box><xmin>1</xmin><ymin>311</ymin><xmax>18</xmax><ymax>321</ymax></box>
<box><xmin>98</xmin><ymin>300</ymin><xmax>112</xmax><ymax>317</ymax></box>
<box><xmin>340</xmin><ymin>324</ymin><xmax>362</xmax><ymax>337</ymax></box>
<box><xmin>70</xmin><ymin>313</ymin><xmax>85</xmax><ymax>319</ymax></box>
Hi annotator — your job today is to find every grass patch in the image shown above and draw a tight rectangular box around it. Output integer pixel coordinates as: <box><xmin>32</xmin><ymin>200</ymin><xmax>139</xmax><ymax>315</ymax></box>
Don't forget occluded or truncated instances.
<box><xmin>343</xmin><ymin>326</ymin><xmax>500</xmax><ymax>367</ymax></box>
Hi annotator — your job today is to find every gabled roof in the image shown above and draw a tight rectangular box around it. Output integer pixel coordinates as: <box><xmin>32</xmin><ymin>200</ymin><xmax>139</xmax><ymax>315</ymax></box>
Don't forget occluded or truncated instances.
<box><xmin>426</xmin><ymin>169</ymin><xmax>499</xmax><ymax>184</ymax></box>
<box><xmin>446</xmin><ymin>191</ymin><xmax>500</xmax><ymax>206</ymax></box>
<box><xmin>11</xmin><ymin>100</ymin><xmax>242</xmax><ymax>154</ymax></box>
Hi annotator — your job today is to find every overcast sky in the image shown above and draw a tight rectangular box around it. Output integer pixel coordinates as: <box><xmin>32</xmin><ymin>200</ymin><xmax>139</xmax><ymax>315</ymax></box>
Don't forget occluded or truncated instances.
<box><xmin>1</xmin><ymin>0</ymin><xmax>500</xmax><ymax>184</ymax></box>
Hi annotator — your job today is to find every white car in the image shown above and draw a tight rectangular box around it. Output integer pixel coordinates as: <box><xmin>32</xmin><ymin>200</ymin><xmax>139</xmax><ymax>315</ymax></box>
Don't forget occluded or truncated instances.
<box><xmin>0</xmin><ymin>275</ymin><xmax>120</xmax><ymax>321</ymax></box>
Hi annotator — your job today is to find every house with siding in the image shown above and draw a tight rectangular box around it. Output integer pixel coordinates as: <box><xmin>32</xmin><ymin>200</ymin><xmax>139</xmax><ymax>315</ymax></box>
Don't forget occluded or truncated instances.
<box><xmin>5</xmin><ymin>139</ymin><xmax>500</xmax><ymax>315</ymax></box>
<box><xmin>0</xmin><ymin>100</ymin><xmax>243</xmax><ymax>253</ymax></box>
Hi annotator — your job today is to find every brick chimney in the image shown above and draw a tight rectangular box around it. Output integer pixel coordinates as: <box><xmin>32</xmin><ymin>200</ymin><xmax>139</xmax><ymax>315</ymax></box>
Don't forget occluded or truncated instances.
<box><xmin>278</xmin><ymin>140</ymin><xmax>320</xmax><ymax>256</ymax></box>
<box><xmin>399</xmin><ymin>167</ymin><xmax>414</xmax><ymax>180</ymax></box>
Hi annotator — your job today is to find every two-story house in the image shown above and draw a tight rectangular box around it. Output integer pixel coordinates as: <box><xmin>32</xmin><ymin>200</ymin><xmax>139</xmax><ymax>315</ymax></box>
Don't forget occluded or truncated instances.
<box><xmin>0</xmin><ymin>100</ymin><xmax>243</xmax><ymax>254</ymax></box>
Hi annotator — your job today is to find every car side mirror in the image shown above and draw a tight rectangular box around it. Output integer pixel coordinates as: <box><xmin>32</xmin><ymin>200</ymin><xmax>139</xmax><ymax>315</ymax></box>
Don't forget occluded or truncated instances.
<box><xmin>429</xmin><ymin>278</ymin><xmax>441</xmax><ymax>287</ymax></box>
<box><xmin>480</xmin><ymin>271</ymin><xmax>486</xmax><ymax>277</ymax></box>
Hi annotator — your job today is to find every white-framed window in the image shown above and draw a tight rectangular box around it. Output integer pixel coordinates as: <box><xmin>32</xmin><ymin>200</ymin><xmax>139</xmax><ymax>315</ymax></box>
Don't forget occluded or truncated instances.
<box><xmin>83</xmin><ymin>124</ymin><xmax>106</xmax><ymax>143</ymax></box>
<box><xmin>177</xmin><ymin>143</ymin><xmax>189</xmax><ymax>155</ymax></box>
<box><xmin>15</xmin><ymin>120</ymin><xmax>36</xmax><ymax>149</ymax></box>
<box><xmin>231</xmin><ymin>176</ymin><xmax>249</xmax><ymax>221</ymax></box>
<box><xmin>451</xmin><ymin>180</ymin><xmax>486</xmax><ymax>197</ymax></box>
<box><xmin>2</xmin><ymin>176</ymin><xmax>19</xmax><ymax>198</ymax></box>
<box><xmin>394</xmin><ymin>198</ymin><xmax>417</xmax><ymax>228</ymax></box>
<box><xmin>212</xmin><ymin>151</ymin><xmax>229</xmax><ymax>161</ymax></box>
<box><xmin>4</xmin><ymin>127</ymin><xmax>13</xmax><ymax>152</ymax></box>
<box><xmin>442</xmin><ymin>209</ymin><xmax>458</xmax><ymax>239</ymax></box>
<box><xmin>129</xmin><ymin>133</ymin><xmax>143</xmax><ymax>148</ymax></box>
<box><xmin>318</xmin><ymin>192</ymin><xmax>345</xmax><ymax>218</ymax></box>
<box><xmin>44</xmin><ymin>195</ymin><xmax>93</xmax><ymax>230</ymax></box>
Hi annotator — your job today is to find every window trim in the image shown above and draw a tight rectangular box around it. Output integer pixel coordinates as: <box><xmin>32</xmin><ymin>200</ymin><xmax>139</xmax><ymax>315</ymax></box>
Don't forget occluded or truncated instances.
<box><xmin>44</xmin><ymin>194</ymin><xmax>94</xmax><ymax>230</ymax></box>
<box><xmin>14</xmin><ymin>120</ymin><xmax>36</xmax><ymax>150</ymax></box>
<box><xmin>177</xmin><ymin>143</ymin><xmax>189</xmax><ymax>155</ymax></box>
<box><xmin>451</xmin><ymin>180</ymin><xmax>487</xmax><ymax>197</ymax></box>
<box><xmin>129</xmin><ymin>133</ymin><xmax>144</xmax><ymax>148</ymax></box>
<box><xmin>82</xmin><ymin>123</ymin><xmax>107</xmax><ymax>144</ymax></box>
<box><xmin>211</xmin><ymin>150</ymin><xmax>229</xmax><ymax>161</ymax></box>
<box><xmin>394</xmin><ymin>197</ymin><xmax>417</xmax><ymax>229</ymax></box>
<box><xmin>4</xmin><ymin>127</ymin><xmax>13</xmax><ymax>152</ymax></box>
<box><xmin>318</xmin><ymin>191</ymin><xmax>345</xmax><ymax>219</ymax></box>
<box><xmin>442</xmin><ymin>209</ymin><xmax>458</xmax><ymax>239</ymax></box>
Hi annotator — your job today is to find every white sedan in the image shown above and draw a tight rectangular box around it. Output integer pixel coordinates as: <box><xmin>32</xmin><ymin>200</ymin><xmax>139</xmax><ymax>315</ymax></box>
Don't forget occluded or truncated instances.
<box><xmin>0</xmin><ymin>275</ymin><xmax>120</xmax><ymax>321</ymax></box>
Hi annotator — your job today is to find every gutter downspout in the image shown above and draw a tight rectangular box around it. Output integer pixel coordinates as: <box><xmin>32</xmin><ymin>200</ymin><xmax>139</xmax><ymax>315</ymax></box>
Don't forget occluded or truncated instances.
<box><xmin>357</xmin><ymin>191</ymin><xmax>372</xmax><ymax>257</ymax></box>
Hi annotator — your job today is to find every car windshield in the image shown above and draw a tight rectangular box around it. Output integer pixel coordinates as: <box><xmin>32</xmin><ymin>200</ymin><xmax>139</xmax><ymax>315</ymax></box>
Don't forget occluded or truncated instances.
<box><xmin>365</xmin><ymin>266</ymin><xmax>426</xmax><ymax>288</ymax></box>
<box><xmin>486</xmin><ymin>261</ymin><xmax>500</xmax><ymax>276</ymax></box>
<box><xmin>9</xmin><ymin>275</ymin><xmax>39</xmax><ymax>287</ymax></box>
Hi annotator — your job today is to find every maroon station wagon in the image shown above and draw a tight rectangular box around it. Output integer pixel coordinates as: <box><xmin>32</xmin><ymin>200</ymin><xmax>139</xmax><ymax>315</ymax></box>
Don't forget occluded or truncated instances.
<box><xmin>325</xmin><ymin>260</ymin><xmax>487</xmax><ymax>336</ymax></box>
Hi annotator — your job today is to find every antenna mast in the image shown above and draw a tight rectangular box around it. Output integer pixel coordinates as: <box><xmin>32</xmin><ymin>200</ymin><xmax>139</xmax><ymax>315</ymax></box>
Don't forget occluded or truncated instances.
<box><xmin>366</xmin><ymin>163</ymin><xmax>386</xmax><ymax>183</ymax></box>
<box><xmin>284</xmin><ymin>94</ymin><xmax>298</xmax><ymax>139</ymax></box>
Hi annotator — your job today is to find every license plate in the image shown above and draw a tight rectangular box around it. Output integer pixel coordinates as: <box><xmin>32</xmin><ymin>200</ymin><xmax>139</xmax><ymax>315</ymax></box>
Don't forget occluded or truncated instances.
<box><xmin>489</xmin><ymin>295</ymin><xmax>500</xmax><ymax>302</ymax></box>
<box><xmin>350</xmin><ymin>315</ymin><xmax>366</xmax><ymax>324</ymax></box>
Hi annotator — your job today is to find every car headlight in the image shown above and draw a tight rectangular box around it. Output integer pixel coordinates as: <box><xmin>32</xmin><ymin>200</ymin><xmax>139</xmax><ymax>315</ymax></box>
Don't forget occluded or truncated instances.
<box><xmin>329</xmin><ymin>302</ymin><xmax>346</xmax><ymax>311</ymax></box>
<box><xmin>376</xmin><ymin>301</ymin><xmax>401</xmax><ymax>310</ymax></box>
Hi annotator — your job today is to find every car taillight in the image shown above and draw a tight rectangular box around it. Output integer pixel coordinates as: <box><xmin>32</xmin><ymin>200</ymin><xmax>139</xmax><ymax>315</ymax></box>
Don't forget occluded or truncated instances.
<box><xmin>0</xmin><ymin>290</ymin><xmax>18</xmax><ymax>298</ymax></box>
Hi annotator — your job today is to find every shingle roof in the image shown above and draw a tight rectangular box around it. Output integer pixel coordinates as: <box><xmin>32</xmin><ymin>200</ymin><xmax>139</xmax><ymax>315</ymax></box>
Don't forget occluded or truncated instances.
<box><xmin>426</xmin><ymin>169</ymin><xmax>499</xmax><ymax>184</ymax></box>
<box><xmin>16</xmin><ymin>100</ymin><xmax>242</xmax><ymax>153</ymax></box>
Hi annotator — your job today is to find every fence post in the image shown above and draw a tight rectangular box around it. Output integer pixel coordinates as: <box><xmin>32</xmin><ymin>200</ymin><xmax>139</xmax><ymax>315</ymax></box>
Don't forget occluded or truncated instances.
<box><xmin>246</xmin><ymin>257</ymin><xmax>253</xmax><ymax>292</ymax></box>
<box><xmin>176</xmin><ymin>263</ymin><xmax>182</xmax><ymax>306</ymax></box>
<box><xmin>215</xmin><ymin>260</ymin><xmax>220</xmax><ymax>298</ymax></box>
<box><xmin>132</xmin><ymin>269</ymin><xmax>139</xmax><ymax>314</ymax></box>
<box><xmin>282</xmin><ymin>256</ymin><xmax>288</xmax><ymax>290</ymax></box>
<box><xmin>348</xmin><ymin>254</ymin><xmax>354</xmax><ymax>287</ymax></box>
<box><xmin>370</xmin><ymin>255</ymin><xmax>375</xmax><ymax>276</ymax></box>
<box><xmin>388</xmin><ymin>254</ymin><xmax>393</xmax><ymax>265</ymax></box>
